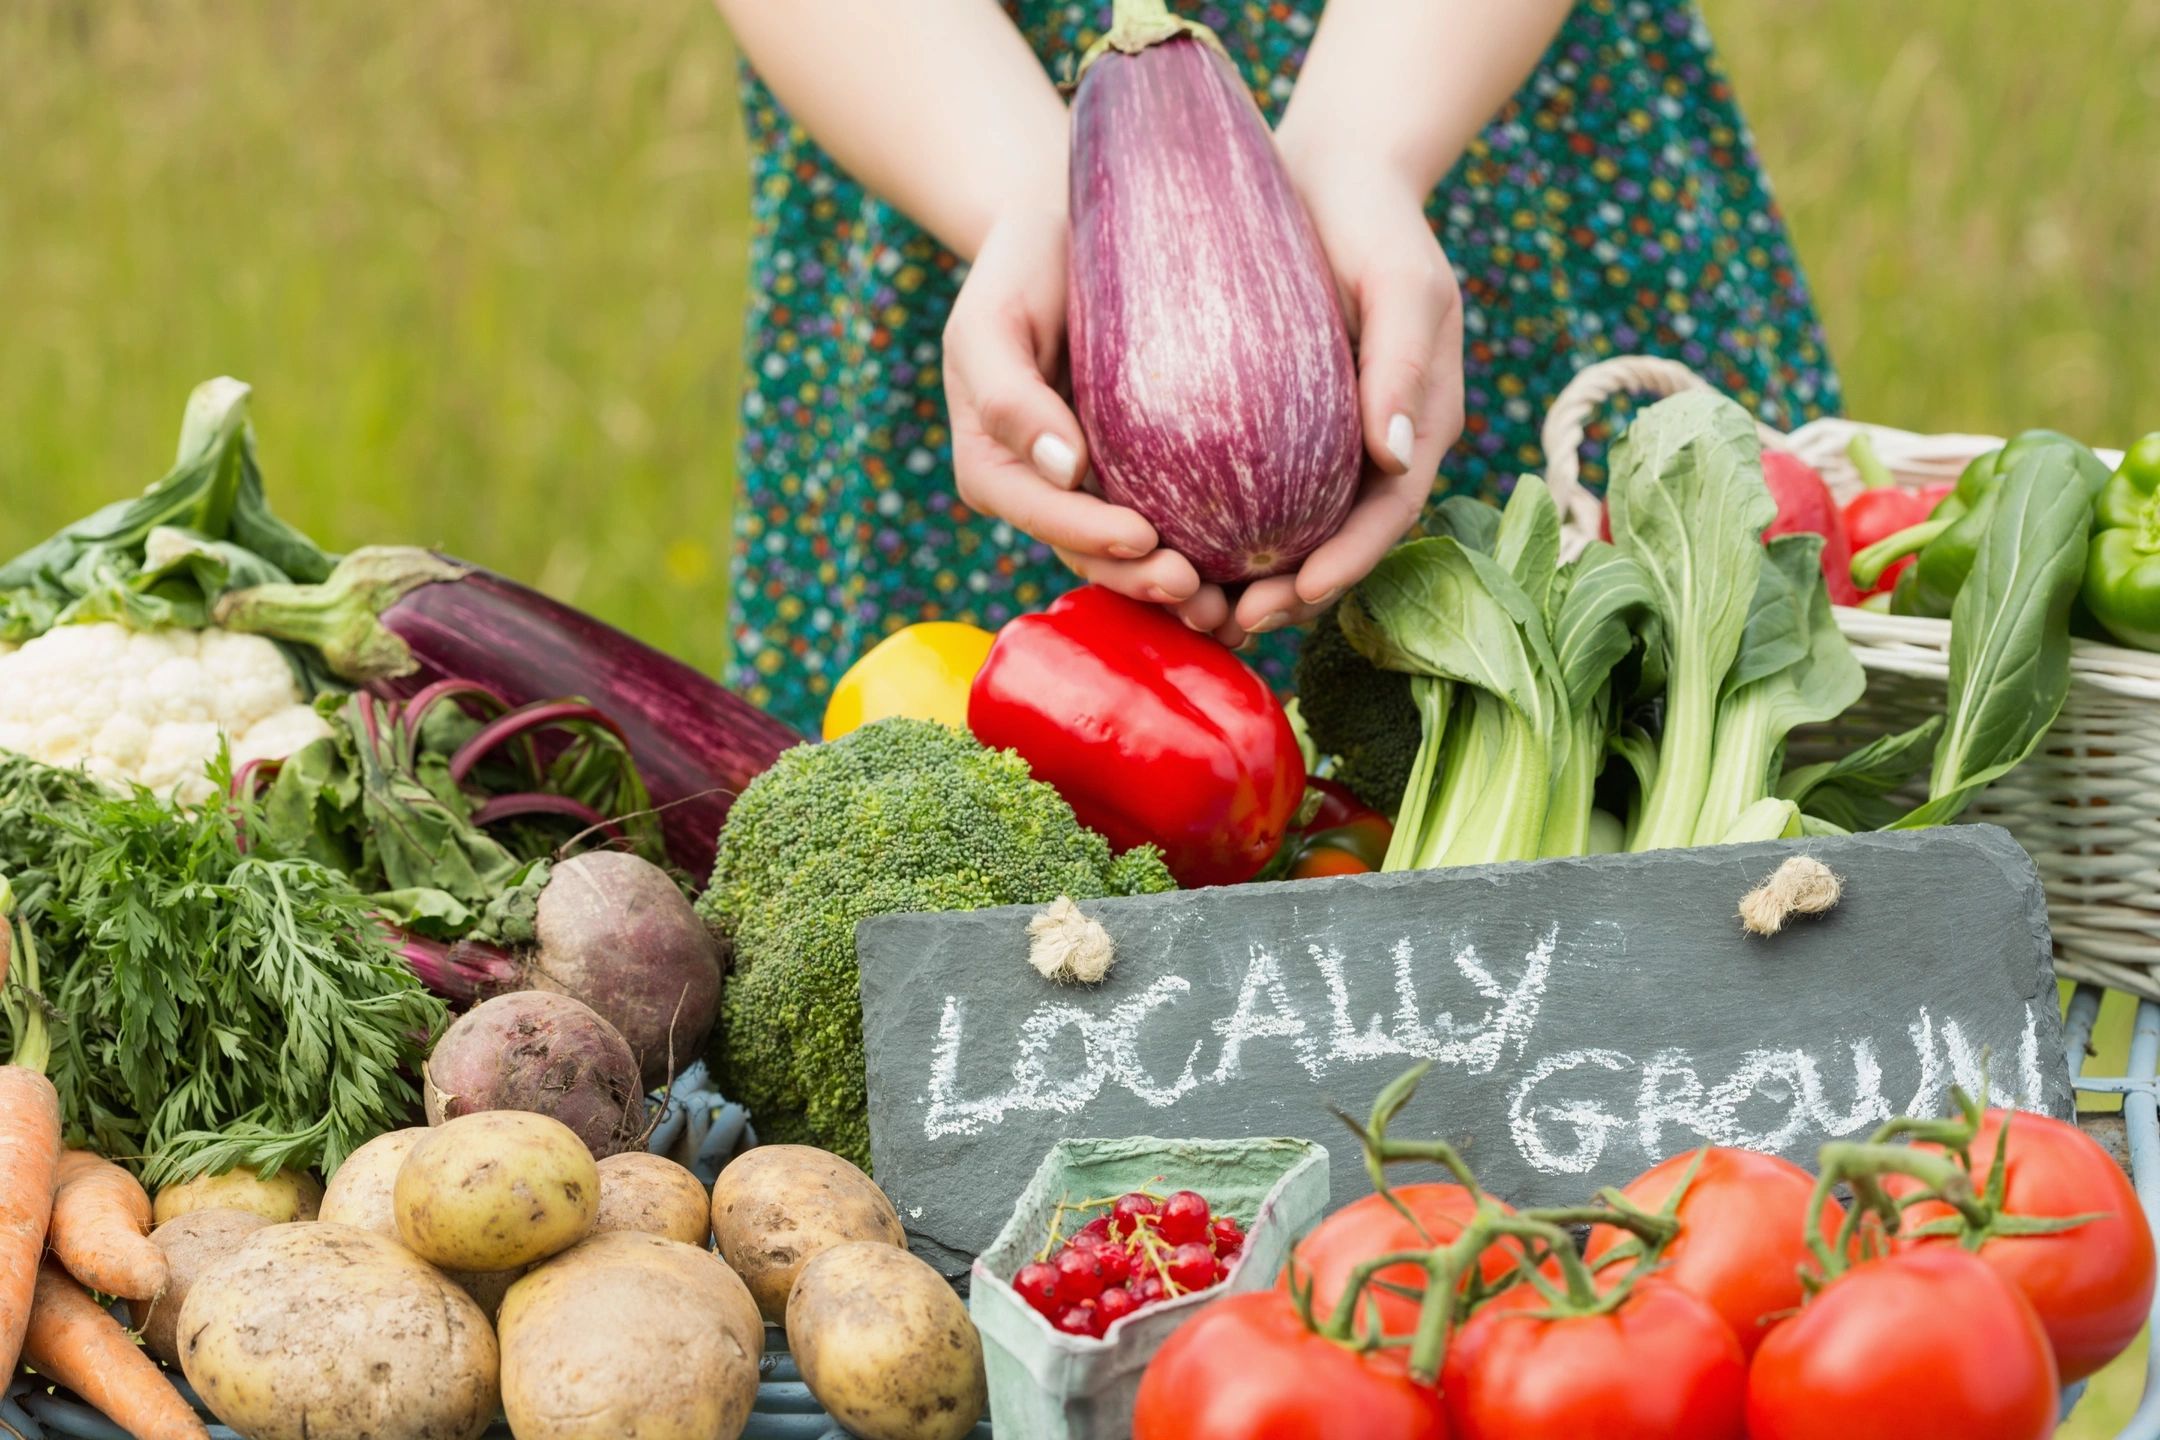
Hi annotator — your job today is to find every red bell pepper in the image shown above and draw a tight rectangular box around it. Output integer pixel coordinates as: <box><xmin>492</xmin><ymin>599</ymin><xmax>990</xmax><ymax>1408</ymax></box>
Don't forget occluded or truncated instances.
<box><xmin>967</xmin><ymin>585</ymin><xmax>1306</xmax><ymax>888</ymax></box>
<box><xmin>1597</xmin><ymin>450</ymin><xmax>1860</xmax><ymax>604</ymax></box>
<box><xmin>1843</xmin><ymin>481</ymin><xmax>1955</xmax><ymax>598</ymax></box>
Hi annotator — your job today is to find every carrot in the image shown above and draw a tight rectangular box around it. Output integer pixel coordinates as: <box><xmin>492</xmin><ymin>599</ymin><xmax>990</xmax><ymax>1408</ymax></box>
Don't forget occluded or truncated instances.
<box><xmin>1</xmin><ymin>887</ymin><xmax>63</xmax><ymax>1376</ymax></box>
<box><xmin>48</xmin><ymin>1149</ymin><xmax>168</xmax><ymax>1301</ymax></box>
<box><xmin>22</xmin><ymin>1258</ymin><xmax>209</xmax><ymax>1440</ymax></box>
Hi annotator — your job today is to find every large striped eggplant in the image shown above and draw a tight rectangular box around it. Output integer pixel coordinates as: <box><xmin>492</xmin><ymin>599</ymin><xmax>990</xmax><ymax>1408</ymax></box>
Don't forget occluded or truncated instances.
<box><xmin>215</xmin><ymin>547</ymin><xmax>802</xmax><ymax>875</ymax></box>
<box><xmin>1068</xmin><ymin>0</ymin><xmax>1362</xmax><ymax>584</ymax></box>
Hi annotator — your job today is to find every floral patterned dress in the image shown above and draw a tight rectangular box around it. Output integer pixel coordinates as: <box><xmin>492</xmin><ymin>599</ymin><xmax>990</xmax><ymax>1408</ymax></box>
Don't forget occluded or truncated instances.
<box><xmin>728</xmin><ymin>0</ymin><xmax>1839</xmax><ymax>734</ymax></box>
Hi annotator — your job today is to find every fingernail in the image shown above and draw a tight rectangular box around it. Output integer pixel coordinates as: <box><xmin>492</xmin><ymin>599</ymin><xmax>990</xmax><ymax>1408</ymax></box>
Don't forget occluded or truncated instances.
<box><xmin>1108</xmin><ymin>542</ymin><xmax>1147</xmax><ymax>560</ymax></box>
<box><xmin>1386</xmin><ymin>413</ymin><xmax>1416</xmax><ymax>471</ymax></box>
<box><xmin>1031</xmin><ymin>433</ymin><xmax>1079</xmax><ymax>487</ymax></box>
<box><xmin>1145</xmin><ymin>585</ymin><xmax>1176</xmax><ymax>604</ymax></box>
<box><xmin>1180</xmin><ymin>612</ymin><xmax>1210</xmax><ymax>632</ymax></box>
<box><xmin>1247</xmin><ymin>611</ymin><xmax>1290</xmax><ymax>635</ymax></box>
<box><xmin>1311</xmin><ymin>586</ymin><xmax>1345</xmax><ymax>610</ymax></box>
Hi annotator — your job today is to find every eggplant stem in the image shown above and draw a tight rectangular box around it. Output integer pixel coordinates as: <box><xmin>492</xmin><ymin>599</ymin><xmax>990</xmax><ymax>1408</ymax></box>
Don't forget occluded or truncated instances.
<box><xmin>1079</xmin><ymin>0</ymin><xmax>1228</xmax><ymax>74</ymax></box>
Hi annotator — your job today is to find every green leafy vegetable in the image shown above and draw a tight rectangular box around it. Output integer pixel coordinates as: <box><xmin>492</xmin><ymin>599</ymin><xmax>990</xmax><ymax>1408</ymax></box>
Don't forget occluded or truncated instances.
<box><xmin>254</xmin><ymin>685</ymin><xmax>667</xmax><ymax>939</ymax></box>
<box><xmin>1693</xmin><ymin>534</ymin><xmax>1866</xmax><ymax>844</ymax></box>
<box><xmin>0</xmin><ymin>750</ymin><xmax>443</xmax><ymax>1185</ymax></box>
<box><xmin>1343</xmin><ymin>535</ymin><xmax>1557</xmax><ymax>869</ymax></box>
<box><xmin>1779</xmin><ymin>717</ymin><xmax>1943</xmax><ymax>832</ymax></box>
<box><xmin>0</xmin><ymin>380</ymin><xmax>335</xmax><ymax>687</ymax></box>
<box><xmin>1605</xmin><ymin>392</ymin><xmax>1778</xmax><ymax>851</ymax></box>
<box><xmin>1894</xmin><ymin>447</ymin><xmax>2094</xmax><ymax>828</ymax></box>
<box><xmin>1540</xmin><ymin>540</ymin><xmax>1653</xmax><ymax>856</ymax></box>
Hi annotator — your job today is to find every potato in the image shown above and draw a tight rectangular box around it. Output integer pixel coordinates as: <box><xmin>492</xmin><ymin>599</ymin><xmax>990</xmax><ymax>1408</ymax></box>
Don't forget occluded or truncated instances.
<box><xmin>322</xmin><ymin>1125</ymin><xmax>526</xmax><ymax>1318</ymax></box>
<box><xmin>178</xmin><ymin>1223</ymin><xmax>498</xmax><ymax>1440</ymax></box>
<box><xmin>319</xmin><ymin>1127</ymin><xmax>427</xmax><ymax>1231</ymax></box>
<box><xmin>129</xmin><ymin>1208</ymin><xmax>271</xmax><ymax>1365</ymax></box>
<box><xmin>787</xmin><ymin>1242</ymin><xmax>986</xmax><ymax>1440</ymax></box>
<box><xmin>594</xmin><ymin>1152</ymin><xmax>711</xmax><ymax>1246</ymax></box>
<box><xmin>395</xmin><ymin>1110</ymin><xmax>598</xmax><ymax>1272</ymax></box>
<box><xmin>153</xmin><ymin>1165</ymin><xmax>323</xmax><ymax>1226</ymax></box>
<box><xmin>500</xmin><ymin>1231</ymin><xmax>761</xmax><ymax>1440</ymax></box>
<box><xmin>711</xmin><ymin>1144</ymin><xmax>904</xmax><ymax>1320</ymax></box>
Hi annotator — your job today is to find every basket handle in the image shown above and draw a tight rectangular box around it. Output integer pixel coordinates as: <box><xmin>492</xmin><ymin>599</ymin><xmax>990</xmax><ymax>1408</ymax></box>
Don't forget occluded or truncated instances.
<box><xmin>1541</xmin><ymin>355</ymin><xmax>1789</xmax><ymax>543</ymax></box>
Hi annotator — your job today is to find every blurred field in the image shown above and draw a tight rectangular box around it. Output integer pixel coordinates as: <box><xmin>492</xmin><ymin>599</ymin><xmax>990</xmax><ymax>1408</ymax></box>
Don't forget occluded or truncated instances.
<box><xmin>3</xmin><ymin>1</ymin><xmax>2156</xmax><ymax>1431</ymax></box>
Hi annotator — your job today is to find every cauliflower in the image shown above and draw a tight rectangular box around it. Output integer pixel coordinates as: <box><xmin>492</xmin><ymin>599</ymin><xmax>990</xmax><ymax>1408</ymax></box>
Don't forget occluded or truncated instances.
<box><xmin>0</xmin><ymin>623</ymin><xmax>332</xmax><ymax>804</ymax></box>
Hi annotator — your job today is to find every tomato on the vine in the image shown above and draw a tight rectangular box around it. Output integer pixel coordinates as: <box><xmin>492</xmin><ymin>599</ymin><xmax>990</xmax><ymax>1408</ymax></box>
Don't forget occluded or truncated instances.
<box><xmin>1281</xmin><ymin>1184</ymin><xmax>1545</xmax><ymax>1340</ymax></box>
<box><xmin>1886</xmin><ymin>1107</ymin><xmax>2156</xmax><ymax>1382</ymax></box>
<box><xmin>1746</xmin><ymin>1247</ymin><xmax>2058</xmax><ymax>1440</ymax></box>
<box><xmin>1584</xmin><ymin>1146</ymin><xmax>1841</xmax><ymax>1356</ymax></box>
<box><xmin>1133</xmin><ymin>1291</ymin><xmax>1448</xmax><ymax>1440</ymax></box>
<box><xmin>1439</xmin><ymin>1280</ymin><xmax>1745</xmax><ymax>1440</ymax></box>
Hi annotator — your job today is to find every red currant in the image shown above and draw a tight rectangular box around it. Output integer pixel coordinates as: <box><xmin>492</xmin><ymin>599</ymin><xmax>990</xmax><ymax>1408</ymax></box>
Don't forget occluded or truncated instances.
<box><xmin>1095</xmin><ymin>1285</ymin><xmax>1138</xmax><ymax>1332</ymax></box>
<box><xmin>1166</xmin><ymin>1241</ymin><xmax>1216</xmax><ymax>1292</ymax></box>
<box><xmin>1072</xmin><ymin>1215</ymin><xmax>1113</xmax><ymax>1249</ymax></box>
<box><xmin>1054</xmin><ymin>1303</ymin><xmax>1097</xmax><ymax>1338</ymax></box>
<box><xmin>1055</xmin><ymin>1246</ymin><xmax>1105</xmax><ymax>1302</ymax></box>
<box><xmin>1111</xmin><ymin>1192</ymin><xmax>1160</xmax><ymax>1240</ymax></box>
<box><xmin>1209</xmin><ymin>1215</ymin><xmax>1244</xmax><ymax>1254</ymax></box>
<box><xmin>1013</xmin><ymin>1261</ymin><xmax>1063</xmax><ymax>1317</ymax></box>
<box><xmin>1094</xmin><ymin>1243</ymin><xmax>1132</xmax><ymax>1287</ymax></box>
<box><xmin>1159</xmin><ymin>1190</ymin><xmax>1211</xmax><ymax>1246</ymax></box>
<box><xmin>1212</xmin><ymin>1257</ymin><xmax>1231</xmax><ymax>1285</ymax></box>
<box><xmin>1133</xmin><ymin>1273</ymin><xmax>1167</xmax><ymax>1304</ymax></box>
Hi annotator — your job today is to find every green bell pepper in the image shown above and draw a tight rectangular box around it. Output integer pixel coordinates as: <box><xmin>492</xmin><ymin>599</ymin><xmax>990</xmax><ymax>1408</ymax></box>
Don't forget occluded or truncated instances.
<box><xmin>1849</xmin><ymin>430</ymin><xmax>2110</xmax><ymax>617</ymax></box>
<box><xmin>2080</xmin><ymin>434</ymin><xmax>2160</xmax><ymax>651</ymax></box>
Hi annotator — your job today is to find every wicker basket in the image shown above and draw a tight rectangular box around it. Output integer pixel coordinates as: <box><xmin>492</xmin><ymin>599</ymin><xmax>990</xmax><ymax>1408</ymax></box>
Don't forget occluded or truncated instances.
<box><xmin>1541</xmin><ymin>355</ymin><xmax>2160</xmax><ymax>1000</ymax></box>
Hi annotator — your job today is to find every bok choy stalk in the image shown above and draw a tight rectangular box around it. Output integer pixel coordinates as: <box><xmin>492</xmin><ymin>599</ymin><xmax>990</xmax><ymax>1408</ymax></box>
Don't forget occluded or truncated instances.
<box><xmin>1605</xmin><ymin>393</ymin><xmax>1779</xmax><ymax>852</ymax></box>
<box><xmin>1539</xmin><ymin>541</ymin><xmax>1653</xmax><ymax>856</ymax></box>
<box><xmin>1691</xmin><ymin>533</ymin><xmax>1865</xmax><ymax>845</ymax></box>
<box><xmin>1342</xmin><ymin>534</ymin><xmax>1559</xmax><ymax>869</ymax></box>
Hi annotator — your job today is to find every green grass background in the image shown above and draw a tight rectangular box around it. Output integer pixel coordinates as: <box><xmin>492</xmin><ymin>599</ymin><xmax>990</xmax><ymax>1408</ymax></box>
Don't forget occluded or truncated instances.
<box><xmin>3</xmin><ymin>1</ymin><xmax>2156</xmax><ymax>1428</ymax></box>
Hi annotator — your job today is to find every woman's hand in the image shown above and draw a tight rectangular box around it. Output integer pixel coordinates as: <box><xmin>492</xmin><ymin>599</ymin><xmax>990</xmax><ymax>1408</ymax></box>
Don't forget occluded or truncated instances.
<box><xmin>943</xmin><ymin>208</ymin><xmax>1215</xmax><ymax>614</ymax></box>
<box><xmin>944</xmin><ymin>162</ymin><xmax>1463</xmax><ymax>647</ymax></box>
<box><xmin>1219</xmin><ymin>149</ymin><xmax>1465</xmax><ymax>646</ymax></box>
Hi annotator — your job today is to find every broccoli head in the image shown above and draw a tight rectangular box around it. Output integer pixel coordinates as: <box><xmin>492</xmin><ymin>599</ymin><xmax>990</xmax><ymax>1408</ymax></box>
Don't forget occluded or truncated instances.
<box><xmin>1293</xmin><ymin>603</ymin><xmax>1419</xmax><ymax>814</ymax></box>
<box><xmin>697</xmin><ymin>718</ymin><xmax>1175</xmax><ymax>1166</ymax></box>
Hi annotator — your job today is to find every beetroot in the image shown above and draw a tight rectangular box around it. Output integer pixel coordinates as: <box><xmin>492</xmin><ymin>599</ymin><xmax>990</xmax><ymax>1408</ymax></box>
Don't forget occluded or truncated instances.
<box><xmin>1067</xmin><ymin>0</ymin><xmax>1362</xmax><ymax>583</ymax></box>
<box><xmin>423</xmin><ymin>991</ymin><xmax>643</xmax><ymax>1158</ymax></box>
<box><xmin>526</xmin><ymin>851</ymin><xmax>724</xmax><ymax>1090</ymax></box>
<box><xmin>395</xmin><ymin>852</ymin><xmax>723</xmax><ymax>1091</ymax></box>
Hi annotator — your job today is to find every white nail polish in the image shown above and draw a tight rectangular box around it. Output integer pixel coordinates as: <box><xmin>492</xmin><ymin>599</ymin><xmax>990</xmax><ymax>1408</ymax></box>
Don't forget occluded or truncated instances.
<box><xmin>1032</xmin><ymin>433</ymin><xmax>1079</xmax><ymax>487</ymax></box>
<box><xmin>1386</xmin><ymin>413</ymin><xmax>1416</xmax><ymax>470</ymax></box>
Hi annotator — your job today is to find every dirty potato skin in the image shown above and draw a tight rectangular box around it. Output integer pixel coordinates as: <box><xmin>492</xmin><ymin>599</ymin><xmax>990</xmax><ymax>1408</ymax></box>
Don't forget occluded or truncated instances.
<box><xmin>788</xmin><ymin>1243</ymin><xmax>986</xmax><ymax>1440</ymax></box>
<box><xmin>499</xmin><ymin>1231</ymin><xmax>761</xmax><ymax>1440</ymax></box>
<box><xmin>593</xmin><ymin>1152</ymin><xmax>712</xmax><ymax>1246</ymax></box>
<box><xmin>321</xmin><ymin>1126</ymin><xmax>527</xmax><ymax>1318</ymax></box>
<box><xmin>129</xmin><ymin>1209</ymin><xmax>271</xmax><ymax>1366</ymax></box>
<box><xmin>710</xmin><ymin>1145</ymin><xmax>905</xmax><ymax>1321</ymax></box>
<box><xmin>152</xmin><ymin>1167</ymin><xmax>323</xmax><ymax>1226</ymax></box>
<box><xmin>395</xmin><ymin>1110</ymin><xmax>599</xmax><ymax>1272</ymax></box>
<box><xmin>177</xmin><ymin>1223</ymin><xmax>499</xmax><ymax>1440</ymax></box>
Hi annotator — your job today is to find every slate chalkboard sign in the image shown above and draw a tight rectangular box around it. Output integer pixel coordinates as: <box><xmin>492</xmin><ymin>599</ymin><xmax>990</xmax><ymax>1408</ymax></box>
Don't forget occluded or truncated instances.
<box><xmin>858</xmin><ymin>827</ymin><xmax>2071</xmax><ymax>1278</ymax></box>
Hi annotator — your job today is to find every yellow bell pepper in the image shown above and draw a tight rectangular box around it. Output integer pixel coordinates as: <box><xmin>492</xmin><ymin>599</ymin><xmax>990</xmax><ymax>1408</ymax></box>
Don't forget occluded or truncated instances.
<box><xmin>822</xmin><ymin>621</ymin><xmax>996</xmax><ymax>741</ymax></box>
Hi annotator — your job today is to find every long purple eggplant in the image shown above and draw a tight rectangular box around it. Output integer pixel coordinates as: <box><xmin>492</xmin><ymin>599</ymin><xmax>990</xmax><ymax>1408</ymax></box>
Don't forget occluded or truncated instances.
<box><xmin>1068</xmin><ymin>0</ymin><xmax>1362</xmax><ymax>584</ymax></box>
<box><xmin>215</xmin><ymin>547</ymin><xmax>802</xmax><ymax>874</ymax></box>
